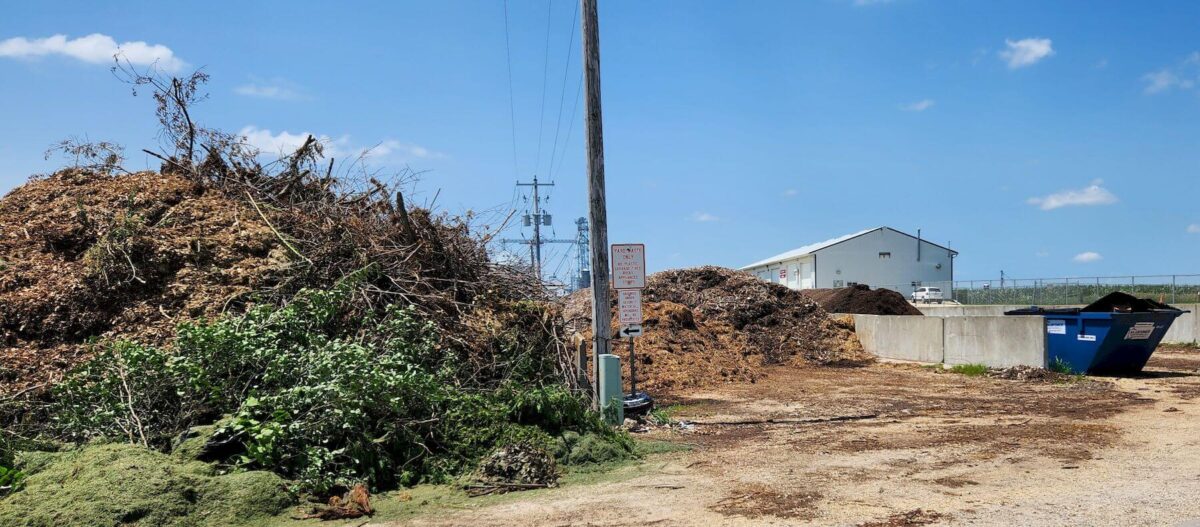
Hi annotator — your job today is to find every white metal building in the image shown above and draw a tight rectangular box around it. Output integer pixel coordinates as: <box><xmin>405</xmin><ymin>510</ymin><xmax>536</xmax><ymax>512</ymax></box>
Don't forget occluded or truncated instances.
<box><xmin>739</xmin><ymin>227</ymin><xmax>957</xmax><ymax>296</ymax></box>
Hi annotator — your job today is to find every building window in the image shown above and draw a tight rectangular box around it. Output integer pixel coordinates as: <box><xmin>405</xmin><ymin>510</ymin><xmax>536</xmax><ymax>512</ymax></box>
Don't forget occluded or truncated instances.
<box><xmin>833</xmin><ymin>280</ymin><xmax>844</xmax><ymax>287</ymax></box>
<box><xmin>878</xmin><ymin>251</ymin><xmax>891</xmax><ymax>259</ymax></box>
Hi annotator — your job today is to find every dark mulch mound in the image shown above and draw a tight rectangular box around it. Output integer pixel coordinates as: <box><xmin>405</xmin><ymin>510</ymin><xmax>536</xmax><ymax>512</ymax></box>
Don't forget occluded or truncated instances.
<box><xmin>800</xmin><ymin>284</ymin><xmax>922</xmax><ymax>316</ymax></box>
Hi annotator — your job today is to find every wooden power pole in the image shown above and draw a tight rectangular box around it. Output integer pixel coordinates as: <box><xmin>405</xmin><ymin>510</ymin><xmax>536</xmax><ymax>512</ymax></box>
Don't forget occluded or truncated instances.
<box><xmin>580</xmin><ymin>0</ymin><xmax>611</xmax><ymax>407</ymax></box>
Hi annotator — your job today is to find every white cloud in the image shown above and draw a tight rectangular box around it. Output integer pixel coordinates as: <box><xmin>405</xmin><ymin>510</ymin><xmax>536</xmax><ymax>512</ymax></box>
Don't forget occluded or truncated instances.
<box><xmin>238</xmin><ymin>126</ymin><xmax>443</xmax><ymax>161</ymax></box>
<box><xmin>1073</xmin><ymin>251</ymin><xmax>1102</xmax><ymax>263</ymax></box>
<box><xmin>689</xmin><ymin>212</ymin><xmax>719</xmax><ymax>222</ymax></box>
<box><xmin>235</xmin><ymin>78</ymin><xmax>307</xmax><ymax>101</ymax></box>
<box><xmin>0</xmin><ymin>33</ymin><xmax>185</xmax><ymax>72</ymax></box>
<box><xmin>1142</xmin><ymin>54</ymin><xmax>1200</xmax><ymax>94</ymax></box>
<box><xmin>901</xmin><ymin>99</ymin><xmax>935</xmax><ymax>112</ymax></box>
<box><xmin>782</xmin><ymin>188</ymin><xmax>798</xmax><ymax>197</ymax></box>
<box><xmin>1026</xmin><ymin>181</ymin><xmax>1117</xmax><ymax>210</ymax></box>
<box><xmin>1187</xmin><ymin>224</ymin><xmax>1200</xmax><ymax>234</ymax></box>
<box><xmin>999</xmin><ymin>38</ymin><xmax>1054</xmax><ymax>69</ymax></box>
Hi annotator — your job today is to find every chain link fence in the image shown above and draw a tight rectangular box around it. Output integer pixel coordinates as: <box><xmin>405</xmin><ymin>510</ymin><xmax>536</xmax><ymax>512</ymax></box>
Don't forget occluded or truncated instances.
<box><xmin>877</xmin><ymin>275</ymin><xmax>1200</xmax><ymax>305</ymax></box>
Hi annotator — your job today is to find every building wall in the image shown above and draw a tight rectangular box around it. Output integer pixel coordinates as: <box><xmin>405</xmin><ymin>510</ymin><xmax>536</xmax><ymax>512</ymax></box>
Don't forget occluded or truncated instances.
<box><xmin>752</xmin><ymin>255</ymin><xmax>815</xmax><ymax>289</ymax></box>
<box><xmin>814</xmin><ymin>228</ymin><xmax>954</xmax><ymax>296</ymax></box>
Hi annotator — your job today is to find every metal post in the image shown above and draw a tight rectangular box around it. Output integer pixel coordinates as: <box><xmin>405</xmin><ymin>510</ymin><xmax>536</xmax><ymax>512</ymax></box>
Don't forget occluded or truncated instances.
<box><xmin>581</xmin><ymin>0</ymin><xmax>612</xmax><ymax>409</ymax></box>
<box><xmin>628</xmin><ymin>338</ymin><xmax>636</xmax><ymax>396</ymax></box>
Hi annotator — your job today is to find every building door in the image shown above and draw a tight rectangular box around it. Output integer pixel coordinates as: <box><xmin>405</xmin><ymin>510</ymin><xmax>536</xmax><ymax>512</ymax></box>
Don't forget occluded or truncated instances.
<box><xmin>799</xmin><ymin>262</ymin><xmax>813</xmax><ymax>289</ymax></box>
<box><xmin>787</xmin><ymin>262</ymin><xmax>799</xmax><ymax>289</ymax></box>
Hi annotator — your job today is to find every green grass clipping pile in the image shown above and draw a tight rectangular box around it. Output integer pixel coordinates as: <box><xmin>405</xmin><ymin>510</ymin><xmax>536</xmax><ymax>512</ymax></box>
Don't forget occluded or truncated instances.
<box><xmin>0</xmin><ymin>443</ymin><xmax>292</xmax><ymax>527</ymax></box>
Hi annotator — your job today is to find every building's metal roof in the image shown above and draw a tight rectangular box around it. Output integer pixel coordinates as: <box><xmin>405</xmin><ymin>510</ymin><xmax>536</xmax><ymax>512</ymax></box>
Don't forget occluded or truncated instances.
<box><xmin>738</xmin><ymin>227</ymin><xmax>957</xmax><ymax>270</ymax></box>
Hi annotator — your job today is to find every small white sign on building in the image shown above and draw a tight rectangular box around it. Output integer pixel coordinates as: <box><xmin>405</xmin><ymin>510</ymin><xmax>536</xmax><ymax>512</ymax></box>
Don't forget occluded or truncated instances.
<box><xmin>611</xmin><ymin>244</ymin><xmax>646</xmax><ymax>290</ymax></box>
<box><xmin>617</xmin><ymin>289</ymin><xmax>643</xmax><ymax>326</ymax></box>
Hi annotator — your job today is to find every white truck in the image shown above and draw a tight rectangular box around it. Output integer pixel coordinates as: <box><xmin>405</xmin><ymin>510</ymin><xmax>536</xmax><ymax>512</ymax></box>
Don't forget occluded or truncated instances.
<box><xmin>911</xmin><ymin>286</ymin><xmax>944</xmax><ymax>304</ymax></box>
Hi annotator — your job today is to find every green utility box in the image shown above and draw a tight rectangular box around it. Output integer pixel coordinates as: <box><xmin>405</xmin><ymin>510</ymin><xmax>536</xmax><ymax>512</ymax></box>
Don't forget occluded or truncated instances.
<box><xmin>597</xmin><ymin>353</ymin><xmax>624</xmax><ymax>425</ymax></box>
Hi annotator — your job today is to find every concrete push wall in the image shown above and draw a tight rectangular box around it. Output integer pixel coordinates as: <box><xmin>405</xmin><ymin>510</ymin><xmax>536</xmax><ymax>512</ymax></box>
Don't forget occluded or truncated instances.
<box><xmin>919</xmin><ymin>303</ymin><xmax>1200</xmax><ymax>345</ymax></box>
<box><xmin>943</xmin><ymin>316</ymin><xmax>1046</xmax><ymax>368</ymax></box>
<box><xmin>852</xmin><ymin>315</ymin><xmax>944</xmax><ymax>363</ymax></box>
<box><xmin>849</xmin><ymin>314</ymin><xmax>1048</xmax><ymax>368</ymax></box>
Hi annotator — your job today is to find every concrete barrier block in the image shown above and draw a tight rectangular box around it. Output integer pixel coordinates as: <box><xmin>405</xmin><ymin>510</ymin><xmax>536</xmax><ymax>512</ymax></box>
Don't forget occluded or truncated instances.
<box><xmin>1161</xmin><ymin>305</ymin><xmax>1198</xmax><ymax>344</ymax></box>
<box><xmin>853</xmin><ymin>314</ymin><xmax>944</xmax><ymax>363</ymax></box>
<box><xmin>916</xmin><ymin>305</ymin><xmax>964</xmax><ymax>317</ymax></box>
<box><xmin>943</xmin><ymin>316</ymin><xmax>1046</xmax><ymax>368</ymax></box>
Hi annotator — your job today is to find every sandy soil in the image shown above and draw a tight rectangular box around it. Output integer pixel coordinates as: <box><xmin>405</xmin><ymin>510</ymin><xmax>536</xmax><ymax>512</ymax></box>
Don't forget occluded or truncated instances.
<box><xmin>383</xmin><ymin>347</ymin><xmax>1200</xmax><ymax>527</ymax></box>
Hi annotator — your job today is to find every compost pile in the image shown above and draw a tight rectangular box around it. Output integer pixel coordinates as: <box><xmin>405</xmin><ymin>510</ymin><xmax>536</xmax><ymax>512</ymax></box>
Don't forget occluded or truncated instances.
<box><xmin>800</xmin><ymin>284</ymin><xmax>923</xmax><ymax>316</ymax></box>
<box><xmin>0</xmin><ymin>165</ymin><xmax>554</xmax><ymax>398</ymax></box>
<box><xmin>564</xmin><ymin>266</ymin><xmax>871</xmax><ymax>394</ymax></box>
<box><xmin>0</xmin><ymin>169</ymin><xmax>285</xmax><ymax>395</ymax></box>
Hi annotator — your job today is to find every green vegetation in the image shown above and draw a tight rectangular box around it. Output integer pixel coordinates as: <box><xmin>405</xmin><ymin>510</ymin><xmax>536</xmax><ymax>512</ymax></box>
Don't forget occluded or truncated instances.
<box><xmin>43</xmin><ymin>277</ymin><xmax>628</xmax><ymax>495</ymax></box>
<box><xmin>948</xmin><ymin>363</ymin><xmax>989</xmax><ymax>376</ymax></box>
<box><xmin>0</xmin><ymin>443</ymin><xmax>292</xmax><ymax>527</ymax></box>
<box><xmin>1049</xmin><ymin>357</ymin><xmax>1078</xmax><ymax>375</ymax></box>
<box><xmin>647</xmin><ymin>404</ymin><xmax>686</xmax><ymax>426</ymax></box>
<box><xmin>953</xmin><ymin>283</ymin><xmax>1200</xmax><ymax>306</ymax></box>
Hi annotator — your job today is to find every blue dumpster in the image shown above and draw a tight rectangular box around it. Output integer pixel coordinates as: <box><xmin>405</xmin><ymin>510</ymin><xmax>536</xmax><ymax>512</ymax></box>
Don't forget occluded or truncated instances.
<box><xmin>1006</xmin><ymin>292</ymin><xmax>1189</xmax><ymax>374</ymax></box>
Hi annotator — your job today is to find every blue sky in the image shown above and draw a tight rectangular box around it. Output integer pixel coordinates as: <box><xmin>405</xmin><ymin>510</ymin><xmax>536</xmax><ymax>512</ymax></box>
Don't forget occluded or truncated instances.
<box><xmin>2</xmin><ymin>1</ymin><xmax>1199</xmax><ymax>283</ymax></box>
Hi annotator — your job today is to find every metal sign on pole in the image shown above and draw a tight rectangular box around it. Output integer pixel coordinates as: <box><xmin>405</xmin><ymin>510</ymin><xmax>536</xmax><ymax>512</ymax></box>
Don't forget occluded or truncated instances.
<box><xmin>617</xmin><ymin>289</ymin><xmax>642</xmax><ymax>326</ymax></box>
<box><xmin>611</xmin><ymin>243</ymin><xmax>646</xmax><ymax>290</ymax></box>
<box><xmin>613</xmin><ymin>246</ymin><xmax>652</xmax><ymax>415</ymax></box>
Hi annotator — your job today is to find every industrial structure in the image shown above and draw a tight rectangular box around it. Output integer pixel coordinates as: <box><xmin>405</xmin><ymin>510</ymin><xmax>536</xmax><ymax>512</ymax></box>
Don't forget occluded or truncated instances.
<box><xmin>740</xmin><ymin>227</ymin><xmax>957</xmax><ymax>297</ymax></box>
<box><xmin>500</xmin><ymin>176</ymin><xmax>591</xmax><ymax>293</ymax></box>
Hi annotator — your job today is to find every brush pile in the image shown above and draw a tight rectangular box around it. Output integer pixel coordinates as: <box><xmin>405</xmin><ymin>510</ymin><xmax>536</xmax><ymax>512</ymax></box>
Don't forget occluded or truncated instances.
<box><xmin>565</xmin><ymin>266</ymin><xmax>871</xmax><ymax>394</ymax></box>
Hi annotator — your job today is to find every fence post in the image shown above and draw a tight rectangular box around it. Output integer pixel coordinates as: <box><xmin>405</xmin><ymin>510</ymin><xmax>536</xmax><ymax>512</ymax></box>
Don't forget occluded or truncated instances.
<box><xmin>1172</xmin><ymin>275</ymin><xmax>1177</xmax><ymax>304</ymax></box>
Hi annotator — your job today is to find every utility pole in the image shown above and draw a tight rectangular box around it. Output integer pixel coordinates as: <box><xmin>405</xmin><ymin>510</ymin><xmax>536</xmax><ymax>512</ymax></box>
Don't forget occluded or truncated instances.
<box><xmin>516</xmin><ymin>176</ymin><xmax>554</xmax><ymax>279</ymax></box>
<box><xmin>581</xmin><ymin>0</ymin><xmax>611</xmax><ymax>407</ymax></box>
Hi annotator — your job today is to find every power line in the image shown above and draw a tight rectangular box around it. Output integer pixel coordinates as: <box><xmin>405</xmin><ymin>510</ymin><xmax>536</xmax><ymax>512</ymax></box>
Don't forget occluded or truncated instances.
<box><xmin>547</xmin><ymin>0</ymin><xmax>580</xmax><ymax>180</ymax></box>
<box><xmin>501</xmin><ymin>0</ymin><xmax>520</xmax><ymax>178</ymax></box>
<box><xmin>533</xmin><ymin>0</ymin><xmax>554</xmax><ymax>176</ymax></box>
<box><xmin>552</xmin><ymin>72</ymin><xmax>585</xmax><ymax>179</ymax></box>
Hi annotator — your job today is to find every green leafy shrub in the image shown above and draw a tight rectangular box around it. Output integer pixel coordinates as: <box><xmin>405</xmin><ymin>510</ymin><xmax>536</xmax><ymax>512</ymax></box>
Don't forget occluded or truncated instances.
<box><xmin>51</xmin><ymin>341</ymin><xmax>186</xmax><ymax>447</ymax></box>
<box><xmin>48</xmin><ymin>280</ymin><xmax>623</xmax><ymax>494</ymax></box>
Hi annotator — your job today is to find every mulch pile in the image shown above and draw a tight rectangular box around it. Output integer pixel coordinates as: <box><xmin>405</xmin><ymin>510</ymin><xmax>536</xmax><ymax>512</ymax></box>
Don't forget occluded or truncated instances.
<box><xmin>0</xmin><ymin>169</ymin><xmax>286</xmax><ymax>395</ymax></box>
<box><xmin>564</xmin><ymin>266</ymin><xmax>872</xmax><ymax>395</ymax></box>
<box><xmin>800</xmin><ymin>284</ymin><xmax>923</xmax><ymax>316</ymax></box>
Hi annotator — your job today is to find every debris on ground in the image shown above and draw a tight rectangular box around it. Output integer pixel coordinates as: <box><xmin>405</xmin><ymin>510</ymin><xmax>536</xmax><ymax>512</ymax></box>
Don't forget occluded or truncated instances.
<box><xmin>296</xmin><ymin>484</ymin><xmax>373</xmax><ymax>520</ymax></box>
<box><xmin>857</xmin><ymin>508</ymin><xmax>945</xmax><ymax>526</ymax></box>
<box><xmin>800</xmin><ymin>284</ymin><xmax>923</xmax><ymax>315</ymax></box>
<box><xmin>989</xmin><ymin>365</ymin><xmax>1071</xmax><ymax>382</ymax></box>
<box><xmin>468</xmin><ymin>443</ymin><xmax>559</xmax><ymax>496</ymax></box>
<box><xmin>564</xmin><ymin>266</ymin><xmax>872</xmax><ymax>394</ymax></box>
<box><xmin>712</xmin><ymin>483</ymin><xmax>822</xmax><ymax>520</ymax></box>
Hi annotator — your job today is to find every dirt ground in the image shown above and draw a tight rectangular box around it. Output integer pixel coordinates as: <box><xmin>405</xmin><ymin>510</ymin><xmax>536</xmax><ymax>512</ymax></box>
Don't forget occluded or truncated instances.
<box><xmin>383</xmin><ymin>346</ymin><xmax>1200</xmax><ymax>526</ymax></box>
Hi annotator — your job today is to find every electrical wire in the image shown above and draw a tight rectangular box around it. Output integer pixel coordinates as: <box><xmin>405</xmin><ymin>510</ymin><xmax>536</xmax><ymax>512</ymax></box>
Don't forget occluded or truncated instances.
<box><xmin>547</xmin><ymin>0</ymin><xmax>580</xmax><ymax>180</ymax></box>
<box><xmin>533</xmin><ymin>0</ymin><xmax>555</xmax><ymax>177</ymax></box>
<box><xmin>552</xmin><ymin>72</ymin><xmax>585</xmax><ymax>178</ymax></box>
<box><xmin>502</xmin><ymin>0</ymin><xmax>520</xmax><ymax>179</ymax></box>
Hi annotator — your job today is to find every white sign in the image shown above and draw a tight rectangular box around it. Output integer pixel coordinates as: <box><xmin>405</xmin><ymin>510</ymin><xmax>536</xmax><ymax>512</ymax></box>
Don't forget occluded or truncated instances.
<box><xmin>611</xmin><ymin>244</ymin><xmax>646</xmax><ymax>290</ymax></box>
<box><xmin>1047</xmin><ymin>319</ymin><xmax>1066</xmax><ymax>335</ymax></box>
<box><xmin>1125</xmin><ymin>322</ymin><xmax>1156</xmax><ymax>340</ymax></box>
<box><xmin>617</xmin><ymin>289</ymin><xmax>643</xmax><ymax>326</ymax></box>
<box><xmin>619</xmin><ymin>325</ymin><xmax>643</xmax><ymax>337</ymax></box>
<box><xmin>1077</xmin><ymin>334</ymin><xmax>1097</xmax><ymax>342</ymax></box>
